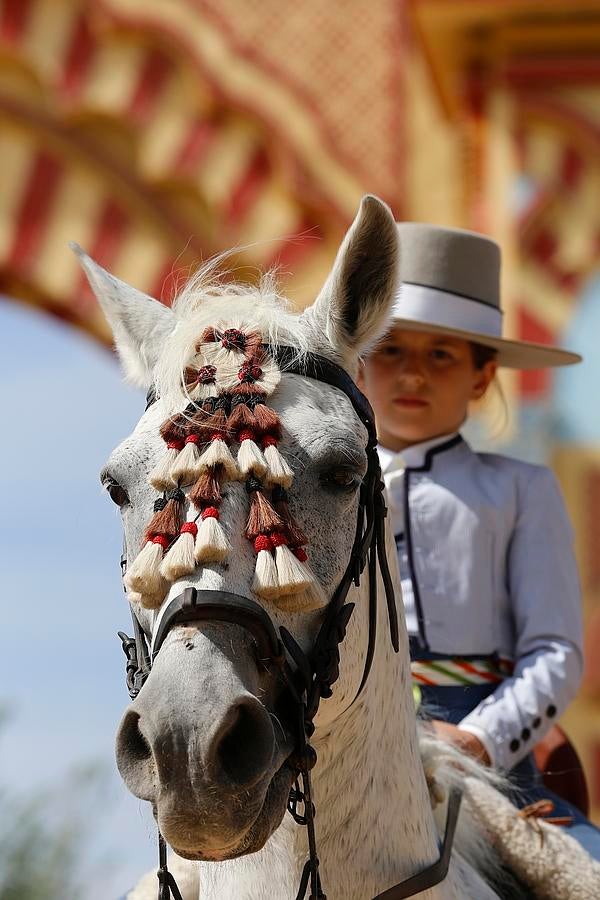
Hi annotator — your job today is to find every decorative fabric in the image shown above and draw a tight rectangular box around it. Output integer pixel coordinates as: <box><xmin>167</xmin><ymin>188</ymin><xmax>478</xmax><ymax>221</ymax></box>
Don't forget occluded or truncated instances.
<box><xmin>125</xmin><ymin>327</ymin><xmax>315</xmax><ymax>609</ymax></box>
<box><xmin>411</xmin><ymin>657</ymin><xmax>514</xmax><ymax>687</ymax></box>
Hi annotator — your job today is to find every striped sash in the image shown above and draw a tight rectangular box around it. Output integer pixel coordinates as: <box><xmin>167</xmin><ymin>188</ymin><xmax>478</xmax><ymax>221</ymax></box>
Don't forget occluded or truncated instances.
<box><xmin>411</xmin><ymin>655</ymin><xmax>514</xmax><ymax>687</ymax></box>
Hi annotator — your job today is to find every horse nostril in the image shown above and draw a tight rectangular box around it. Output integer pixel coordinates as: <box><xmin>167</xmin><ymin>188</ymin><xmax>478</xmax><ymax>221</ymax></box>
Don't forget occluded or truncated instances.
<box><xmin>119</xmin><ymin>710</ymin><xmax>152</xmax><ymax>762</ymax></box>
<box><xmin>213</xmin><ymin>699</ymin><xmax>275</xmax><ymax>788</ymax></box>
<box><xmin>115</xmin><ymin>709</ymin><xmax>157</xmax><ymax>801</ymax></box>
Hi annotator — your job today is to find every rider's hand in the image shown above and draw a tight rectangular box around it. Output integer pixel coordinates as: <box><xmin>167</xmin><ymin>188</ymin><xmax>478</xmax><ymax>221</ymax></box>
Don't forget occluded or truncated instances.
<box><xmin>430</xmin><ymin>720</ymin><xmax>491</xmax><ymax>766</ymax></box>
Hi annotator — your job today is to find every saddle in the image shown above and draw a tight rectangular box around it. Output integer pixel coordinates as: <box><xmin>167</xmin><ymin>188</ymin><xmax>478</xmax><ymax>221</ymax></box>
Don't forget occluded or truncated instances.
<box><xmin>534</xmin><ymin>724</ymin><xmax>589</xmax><ymax>817</ymax></box>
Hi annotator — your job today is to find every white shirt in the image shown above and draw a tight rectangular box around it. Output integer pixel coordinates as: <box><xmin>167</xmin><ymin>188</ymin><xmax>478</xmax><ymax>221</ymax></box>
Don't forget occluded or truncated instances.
<box><xmin>378</xmin><ymin>434</ymin><xmax>583</xmax><ymax>770</ymax></box>
<box><xmin>379</xmin><ymin>433</ymin><xmax>456</xmax><ymax>635</ymax></box>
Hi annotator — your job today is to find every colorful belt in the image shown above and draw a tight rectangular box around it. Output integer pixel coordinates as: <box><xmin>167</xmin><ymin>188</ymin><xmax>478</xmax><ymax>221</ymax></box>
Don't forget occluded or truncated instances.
<box><xmin>411</xmin><ymin>656</ymin><xmax>514</xmax><ymax>687</ymax></box>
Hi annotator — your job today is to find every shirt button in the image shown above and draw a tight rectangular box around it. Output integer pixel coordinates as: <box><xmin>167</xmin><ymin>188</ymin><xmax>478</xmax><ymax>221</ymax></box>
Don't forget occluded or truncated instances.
<box><xmin>509</xmin><ymin>739</ymin><xmax>520</xmax><ymax>753</ymax></box>
<box><xmin>521</xmin><ymin>728</ymin><xmax>531</xmax><ymax>741</ymax></box>
<box><xmin>533</xmin><ymin>717</ymin><xmax>541</xmax><ymax>728</ymax></box>
<box><xmin>546</xmin><ymin>705</ymin><xmax>557</xmax><ymax>718</ymax></box>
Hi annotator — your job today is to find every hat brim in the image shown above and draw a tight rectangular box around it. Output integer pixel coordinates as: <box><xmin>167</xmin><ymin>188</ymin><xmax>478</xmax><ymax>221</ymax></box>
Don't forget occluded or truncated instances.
<box><xmin>389</xmin><ymin>318</ymin><xmax>581</xmax><ymax>369</ymax></box>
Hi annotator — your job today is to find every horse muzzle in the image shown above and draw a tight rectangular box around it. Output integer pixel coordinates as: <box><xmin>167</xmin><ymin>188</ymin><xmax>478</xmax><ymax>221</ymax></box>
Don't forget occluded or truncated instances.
<box><xmin>115</xmin><ymin>620</ymin><xmax>294</xmax><ymax>856</ymax></box>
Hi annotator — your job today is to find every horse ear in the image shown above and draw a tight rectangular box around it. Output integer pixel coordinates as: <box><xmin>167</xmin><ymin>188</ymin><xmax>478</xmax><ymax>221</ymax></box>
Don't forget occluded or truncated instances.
<box><xmin>70</xmin><ymin>243</ymin><xmax>176</xmax><ymax>387</ymax></box>
<box><xmin>305</xmin><ymin>195</ymin><xmax>399</xmax><ymax>360</ymax></box>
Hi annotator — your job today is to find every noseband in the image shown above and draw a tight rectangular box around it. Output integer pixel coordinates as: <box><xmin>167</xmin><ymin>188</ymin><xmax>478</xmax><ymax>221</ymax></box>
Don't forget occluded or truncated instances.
<box><xmin>118</xmin><ymin>346</ymin><xmax>461</xmax><ymax>900</ymax></box>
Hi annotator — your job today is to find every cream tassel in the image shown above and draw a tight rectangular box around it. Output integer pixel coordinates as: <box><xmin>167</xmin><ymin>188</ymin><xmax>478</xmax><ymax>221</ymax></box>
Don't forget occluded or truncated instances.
<box><xmin>262</xmin><ymin>439</ymin><xmax>293</xmax><ymax>488</ymax></box>
<box><xmin>251</xmin><ymin>535</ymin><xmax>279</xmax><ymax>599</ymax></box>
<box><xmin>274</xmin><ymin>577</ymin><xmax>327</xmax><ymax>611</ymax></box>
<box><xmin>160</xmin><ymin>522</ymin><xmax>198</xmax><ymax>580</ymax></box>
<box><xmin>127</xmin><ymin>588</ymin><xmax>166</xmax><ymax>610</ymax></box>
<box><xmin>195</xmin><ymin>508</ymin><xmax>231</xmax><ymax>562</ymax></box>
<box><xmin>271</xmin><ymin>533</ymin><xmax>313</xmax><ymax>595</ymax></box>
<box><xmin>124</xmin><ymin>536</ymin><xmax>170</xmax><ymax>597</ymax></box>
<box><xmin>169</xmin><ymin>436</ymin><xmax>204</xmax><ymax>486</ymax></box>
<box><xmin>237</xmin><ymin>429</ymin><xmax>267</xmax><ymax>478</ymax></box>
<box><xmin>197</xmin><ymin>438</ymin><xmax>239</xmax><ymax>480</ymax></box>
<box><xmin>149</xmin><ymin>442</ymin><xmax>182</xmax><ymax>491</ymax></box>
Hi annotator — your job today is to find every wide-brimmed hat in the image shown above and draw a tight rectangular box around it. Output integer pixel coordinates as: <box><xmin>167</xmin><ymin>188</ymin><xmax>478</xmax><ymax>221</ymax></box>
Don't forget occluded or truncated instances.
<box><xmin>392</xmin><ymin>223</ymin><xmax>581</xmax><ymax>368</ymax></box>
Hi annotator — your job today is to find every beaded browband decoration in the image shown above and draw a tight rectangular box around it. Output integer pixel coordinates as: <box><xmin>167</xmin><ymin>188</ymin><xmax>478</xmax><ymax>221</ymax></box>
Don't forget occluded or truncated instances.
<box><xmin>124</xmin><ymin>327</ymin><xmax>316</xmax><ymax>610</ymax></box>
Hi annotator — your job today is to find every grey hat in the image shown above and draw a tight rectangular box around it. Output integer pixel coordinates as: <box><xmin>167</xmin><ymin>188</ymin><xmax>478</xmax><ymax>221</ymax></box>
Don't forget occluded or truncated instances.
<box><xmin>392</xmin><ymin>222</ymin><xmax>581</xmax><ymax>369</ymax></box>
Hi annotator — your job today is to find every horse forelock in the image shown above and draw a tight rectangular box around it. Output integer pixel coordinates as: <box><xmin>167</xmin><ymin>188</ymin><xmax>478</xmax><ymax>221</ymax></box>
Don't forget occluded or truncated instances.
<box><xmin>152</xmin><ymin>263</ymin><xmax>335</xmax><ymax>416</ymax></box>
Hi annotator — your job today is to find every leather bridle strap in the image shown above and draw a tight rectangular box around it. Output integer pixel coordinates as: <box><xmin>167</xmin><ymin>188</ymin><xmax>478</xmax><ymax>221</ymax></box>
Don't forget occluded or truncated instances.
<box><xmin>151</xmin><ymin>586</ymin><xmax>285</xmax><ymax>664</ymax></box>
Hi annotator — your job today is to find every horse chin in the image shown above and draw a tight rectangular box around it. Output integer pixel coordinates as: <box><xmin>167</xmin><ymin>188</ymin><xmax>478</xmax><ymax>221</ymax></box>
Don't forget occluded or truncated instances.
<box><xmin>167</xmin><ymin>762</ymin><xmax>295</xmax><ymax>862</ymax></box>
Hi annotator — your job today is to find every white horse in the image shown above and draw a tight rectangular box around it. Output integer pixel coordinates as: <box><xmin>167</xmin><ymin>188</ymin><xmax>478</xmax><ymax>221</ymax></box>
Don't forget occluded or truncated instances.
<box><xmin>75</xmin><ymin>197</ymin><xmax>599</xmax><ymax>900</ymax></box>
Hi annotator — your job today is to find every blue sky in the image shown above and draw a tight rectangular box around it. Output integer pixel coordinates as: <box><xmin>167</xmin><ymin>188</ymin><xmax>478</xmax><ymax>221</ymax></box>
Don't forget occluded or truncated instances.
<box><xmin>0</xmin><ymin>300</ymin><xmax>156</xmax><ymax>898</ymax></box>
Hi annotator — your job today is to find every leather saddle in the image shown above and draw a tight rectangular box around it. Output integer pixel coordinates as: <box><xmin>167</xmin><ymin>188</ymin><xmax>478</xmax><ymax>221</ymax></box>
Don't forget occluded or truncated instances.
<box><xmin>533</xmin><ymin>724</ymin><xmax>589</xmax><ymax>816</ymax></box>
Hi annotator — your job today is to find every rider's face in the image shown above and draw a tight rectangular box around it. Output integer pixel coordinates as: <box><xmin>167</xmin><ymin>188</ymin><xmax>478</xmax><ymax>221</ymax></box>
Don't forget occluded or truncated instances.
<box><xmin>359</xmin><ymin>328</ymin><xmax>497</xmax><ymax>451</ymax></box>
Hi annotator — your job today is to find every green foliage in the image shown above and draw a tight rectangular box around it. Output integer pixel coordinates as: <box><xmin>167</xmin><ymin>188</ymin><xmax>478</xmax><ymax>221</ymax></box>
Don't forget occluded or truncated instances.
<box><xmin>0</xmin><ymin>710</ymin><xmax>109</xmax><ymax>900</ymax></box>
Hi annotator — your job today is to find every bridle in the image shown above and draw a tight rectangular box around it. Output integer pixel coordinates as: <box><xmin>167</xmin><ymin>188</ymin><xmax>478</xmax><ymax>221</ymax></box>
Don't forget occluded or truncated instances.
<box><xmin>117</xmin><ymin>345</ymin><xmax>461</xmax><ymax>900</ymax></box>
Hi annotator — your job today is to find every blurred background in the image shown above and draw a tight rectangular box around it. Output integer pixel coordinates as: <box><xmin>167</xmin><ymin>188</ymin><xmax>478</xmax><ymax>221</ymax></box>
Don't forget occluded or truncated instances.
<box><xmin>1</xmin><ymin>0</ymin><xmax>600</xmax><ymax>896</ymax></box>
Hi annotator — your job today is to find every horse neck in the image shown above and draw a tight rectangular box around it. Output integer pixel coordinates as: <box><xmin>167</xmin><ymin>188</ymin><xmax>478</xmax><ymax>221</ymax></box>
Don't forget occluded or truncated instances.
<box><xmin>307</xmin><ymin>580</ymin><xmax>444</xmax><ymax>898</ymax></box>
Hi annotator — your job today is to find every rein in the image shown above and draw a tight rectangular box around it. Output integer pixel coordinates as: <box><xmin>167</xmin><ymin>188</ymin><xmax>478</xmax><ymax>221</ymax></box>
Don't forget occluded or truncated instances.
<box><xmin>118</xmin><ymin>346</ymin><xmax>462</xmax><ymax>900</ymax></box>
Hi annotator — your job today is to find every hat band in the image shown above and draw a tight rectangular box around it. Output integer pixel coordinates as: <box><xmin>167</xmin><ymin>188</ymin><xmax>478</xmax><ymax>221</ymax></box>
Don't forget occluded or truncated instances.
<box><xmin>393</xmin><ymin>283</ymin><xmax>503</xmax><ymax>338</ymax></box>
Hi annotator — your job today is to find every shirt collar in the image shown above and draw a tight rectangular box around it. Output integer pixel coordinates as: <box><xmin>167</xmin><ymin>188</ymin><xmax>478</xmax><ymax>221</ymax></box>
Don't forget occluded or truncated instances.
<box><xmin>378</xmin><ymin>431</ymin><xmax>460</xmax><ymax>474</ymax></box>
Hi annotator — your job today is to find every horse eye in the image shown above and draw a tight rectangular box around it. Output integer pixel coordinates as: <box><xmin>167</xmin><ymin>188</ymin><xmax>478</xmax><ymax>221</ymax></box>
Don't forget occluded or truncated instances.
<box><xmin>320</xmin><ymin>468</ymin><xmax>362</xmax><ymax>492</ymax></box>
<box><xmin>104</xmin><ymin>477</ymin><xmax>130</xmax><ymax>507</ymax></box>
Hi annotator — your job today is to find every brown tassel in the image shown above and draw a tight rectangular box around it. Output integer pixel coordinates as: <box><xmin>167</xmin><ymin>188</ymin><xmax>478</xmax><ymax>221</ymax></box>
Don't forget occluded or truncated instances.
<box><xmin>144</xmin><ymin>489</ymin><xmax>185</xmax><ymax>542</ymax></box>
<box><xmin>226</xmin><ymin>402</ymin><xmax>256</xmax><ymax>433</ymax></box>
<box><xmin>187</xmin><ymin>407</ymin><xmax>228</xmax><ymax>442</ymax></box>
<box><xmin>231</xmin><ymin>381</ymin><xmax>265</xmax><ymax>397</ymax></box>
<box><xmin>242</xmin><ymin>331</ymin><xmax>263</xmax><ymax>358</ymax></box>
<box><xmin>244</xmin><ymin>477</ymin><xmax>283</xmax><ymax>540</ymax></box>
<box><xmin>199</xmin><ymin>326</ymin><xmax>219</xmax><ymax>345</ymax></box>
<box><xmin>184</xmin><ymin>405</ymin><xmax>212</xmax><ymax>432</ymax></box>
<box><xmin>160</xmin><ymin>413</ymin><xmax>191</xmax><ymax>445</ymax></box>
<box><xmin>272</xmin><ymin>486</ymin><xmax>308</xmax><ymax>547</ymax></box>
<box><xmin>189</xmin><ymin>465</ymin><xmax>224</xmax><ymax>507</ymax></box>
<box><xmin>254</xmin><ymin>403</ymin><xmax>281</xmax><ymax>438</ymax></box>
<box><xmin>183</xmin><ymin>365</ymin><xmax>200</xmax><ymax>388</ymax></box>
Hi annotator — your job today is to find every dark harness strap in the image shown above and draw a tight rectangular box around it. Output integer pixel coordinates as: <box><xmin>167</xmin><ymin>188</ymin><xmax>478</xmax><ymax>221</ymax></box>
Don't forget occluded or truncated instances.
<box><xmin>373</xmin><ymin>788</ymin><xmax>462</xmax><ymax>899</ymax></box>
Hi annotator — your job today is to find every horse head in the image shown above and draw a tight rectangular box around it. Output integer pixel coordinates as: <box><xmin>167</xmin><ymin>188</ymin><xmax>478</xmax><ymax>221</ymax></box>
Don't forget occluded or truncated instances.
<box><xmin>77</xmin><ymin>195</ymin><xmax>399</xmax><ymax>864</ymax></box>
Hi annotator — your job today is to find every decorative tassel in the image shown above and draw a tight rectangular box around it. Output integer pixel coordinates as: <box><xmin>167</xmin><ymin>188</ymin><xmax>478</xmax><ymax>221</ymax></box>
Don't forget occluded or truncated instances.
<box><xmin>184</xmin><ymin>364</ymin><xmax>219</xmax><ymax>401</ymax></box>
<box><xmin>262</xmin><ymin>436</ymin><xmax>293</xmax><ymax>488</ymax></box>
<box><xmin>160</xmin><ymin>522</ymin><xmax>198</xmax><ymax>580</ymax></box>
<box><xmin>251</xmin><ymin>534</ymin><xmax>279</xmax><ymax>599</ymax></box>
<box><xmin>124</xmin><ymin>535</ymin><xmax>170</xmax><ymax>598</ymax></box>
<box><xmin>226</xmin><ymin>401</ymin><xmax>256</xmax><ymax>433</ymax></box>
<box><xmin>271</xmin><ymin>486</ymin><xmax>308</xmax><ymax>547</ymax></box>
<box><xmin>200</xmin><ymin>327</ymin><xmax>251</xmax><ymax>370</ymax></box>
<box><xmin>169</xmin><ymin>434</ymin><xmax>204</xmax><ymax>486</ymax></box>
<box><xmin>271</xmin><ymin>531</ymin><xmax>313</xmax><ymax>596</ymax></box>
<box><xmin>189</xmin><ymin>465</ymin><xmax>224</xmax><ymax>507</ymax></box>
<box><xmin>149</xmin><ymin>441</ymin><xmax>183</xmax><ymax>491</ymax></box>
<box><xmin>237</xmin><ymin>428</ymin><xmax>267</xmax><ymax>478</ymax></box>
<box><xmin>244</xmin><ymin>477</ymin><xmax>283</xmax><ymax>539</ymax></box>
<box><xmin>144</xmin><ymin>490</ymin><xmax>186</xmax><ymax>543</ymax></box>
<box><xmin>274</xmin><ymin>579</ymin><xmax>328</xmax><ymax>612</ymax></box>
<box><xmin>253</xmin><ymin>402</ymin><xmax>281</xmax><ymax>436</ymax></box>
<box><xmin>160</xmin><ymin>413</ymin><xmax>192</xmax><ymax>445</ymax></box>
<box><xmin>187</xmin><ymin>407</ymin><xmax>228</xmax><ymax>442</ymax></box>
<box><xmin>196</xmin><ymin>434</ymin><xmax>239</xmax><ymax>480</ymax></box>
<box><xmin>195</xmin><ymin>507</ymin><xmax>231</xmax><ymax>562</ymax></box>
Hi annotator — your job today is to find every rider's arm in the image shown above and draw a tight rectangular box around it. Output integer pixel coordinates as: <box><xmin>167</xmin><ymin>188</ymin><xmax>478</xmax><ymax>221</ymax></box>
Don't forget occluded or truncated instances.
<box><xmin>458</xmin><ymin>466</ymin><xmax>583</xmax><ymax>770</ymax></box>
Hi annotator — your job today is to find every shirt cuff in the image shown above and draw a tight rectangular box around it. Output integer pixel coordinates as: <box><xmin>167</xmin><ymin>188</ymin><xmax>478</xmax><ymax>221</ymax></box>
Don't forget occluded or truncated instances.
<box><xmin>458</xmin><ymin>722</ymin><xmax>498</xmax><ymax>768</ymax></box>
